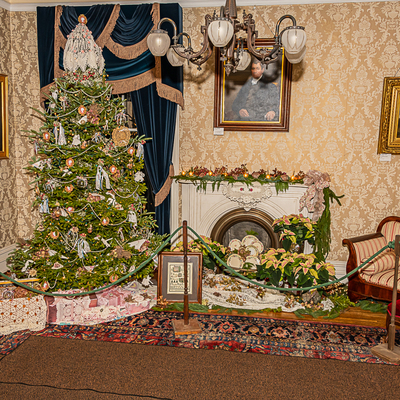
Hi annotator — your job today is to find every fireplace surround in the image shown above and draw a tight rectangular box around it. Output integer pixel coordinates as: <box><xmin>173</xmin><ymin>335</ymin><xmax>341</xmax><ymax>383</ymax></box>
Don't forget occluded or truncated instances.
<box><xmin>175</xmin><ymin>182</ymin><xmax>311</xmax><ymax>246</ymax></box>
<box><xmin>169</xmin><ymin>180</ymin><xmax>346</xmax><ymax>280</ymax></box>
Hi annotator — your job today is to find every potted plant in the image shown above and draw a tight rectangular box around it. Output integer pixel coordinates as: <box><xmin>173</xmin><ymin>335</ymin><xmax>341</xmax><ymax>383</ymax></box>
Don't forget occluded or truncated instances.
<box><xmin>256</xmin><ymin>248</ymin><xmax>336</xmax><ymax>293</ymax></box>
<box><xmin>272</xmin><ymin>214</ymin><xmax>316</xmax><ymax>253</ymax></box>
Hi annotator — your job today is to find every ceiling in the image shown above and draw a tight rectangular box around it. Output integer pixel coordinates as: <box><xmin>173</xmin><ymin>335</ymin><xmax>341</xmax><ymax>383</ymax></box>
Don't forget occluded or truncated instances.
<box><xmin>0</xmin><ymin>0</ymin><xmax>391</xmax><ymax>12</ymax></box>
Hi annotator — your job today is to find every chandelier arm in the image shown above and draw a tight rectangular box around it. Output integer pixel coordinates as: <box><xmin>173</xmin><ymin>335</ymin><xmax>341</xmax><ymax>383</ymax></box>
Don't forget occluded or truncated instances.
<box><xmin>274</xmin><ymin>15</ymin><xmax>297</xmax><ymax>43</ymax></box>
<box><xmin>171</xmin><ymin>16</ymin><xmax>214</xmax><ymax>63</ymax></box>
<box><xmin>157</xmin><ymin>17</ymin><xmax>178</xmax><ymax>37</ymax></box>
<box><xmin>185</xmin><ymin>45</ymin><xmax>214</xmax><ymax>67</ymax></box>
<box><xmin>245</xmin><ymin>25</ymin><xmax>281</xmax><ymax>65</ymax></box>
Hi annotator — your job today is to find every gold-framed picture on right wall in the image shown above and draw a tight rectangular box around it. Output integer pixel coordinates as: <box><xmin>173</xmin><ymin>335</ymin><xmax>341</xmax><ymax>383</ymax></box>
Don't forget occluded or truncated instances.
<box><xmin>378</xmin><ymin>77</ymin><xmax>400</xmax><ymax>154</ymax></box>
<box><xmin>0</xmin><ymin>74</ymin><xmax>9</xmax><ymax>159</ymax></box>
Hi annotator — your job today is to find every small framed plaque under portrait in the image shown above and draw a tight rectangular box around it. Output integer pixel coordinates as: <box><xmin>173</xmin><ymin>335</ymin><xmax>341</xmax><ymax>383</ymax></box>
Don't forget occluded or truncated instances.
<box><xmin>157</xmin><ymin>252</ymin><xmax>202</xmax><ymax>303</ymax></box>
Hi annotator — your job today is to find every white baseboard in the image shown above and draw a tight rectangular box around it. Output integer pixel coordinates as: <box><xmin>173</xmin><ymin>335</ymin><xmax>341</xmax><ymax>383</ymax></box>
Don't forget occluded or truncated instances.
<box><xmin>0</xmin><ymin>244</ymin><xmax>17</xmax><ymax>273</ymax></box>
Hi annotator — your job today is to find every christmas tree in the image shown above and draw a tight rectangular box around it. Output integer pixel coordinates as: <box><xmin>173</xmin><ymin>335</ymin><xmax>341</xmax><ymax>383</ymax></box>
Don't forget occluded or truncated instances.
<box><xmin>8</xmin><ymin>15</ymin><xmax>164</xmax><ymax>291</ymax></box>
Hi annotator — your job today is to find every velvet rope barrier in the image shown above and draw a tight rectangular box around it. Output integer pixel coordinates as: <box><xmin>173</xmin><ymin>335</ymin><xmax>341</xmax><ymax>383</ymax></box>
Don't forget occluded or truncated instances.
<box><xmin>187</xmin><ymin>226</ymin><xmax>394</xmax><ymax>292</ymax></box>
<box><xmin>0</xmin><ymin>225</ymin><xmax>395</xmax><ymax>296</ymax></box>
<box><xmin>0</xmin><ymin>226</ymin><xmax>181</xmax><ymax>297</ymax></box>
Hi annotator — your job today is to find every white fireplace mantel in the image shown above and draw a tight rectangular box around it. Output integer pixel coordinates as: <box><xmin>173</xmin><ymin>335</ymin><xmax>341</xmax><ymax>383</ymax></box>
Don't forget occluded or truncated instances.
<box><xmin>174</xmin><ymin>181</ymin><xmax>311</xmax><ymax>242</ymax></box>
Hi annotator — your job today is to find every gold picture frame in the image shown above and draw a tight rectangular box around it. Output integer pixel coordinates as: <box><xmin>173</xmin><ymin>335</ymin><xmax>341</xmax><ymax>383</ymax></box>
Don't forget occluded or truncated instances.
<box><xmin>214</xmin><ymin>39</ymin><xmax>292</xmax><ymax>132</ymax></box>
<box><xmin>157</xmin><ymin>252</ymin><xmax>202</xmax><ymax>303</ymax></box>
<box><xmin>377</xmin><ymin>77</ymin><xmax>400</xmax><ymax>154</ymax></box>
<box><xmin>0</xmin><ymin>75</ymin><xmax>9</xmax><ymax>159</ymax></box>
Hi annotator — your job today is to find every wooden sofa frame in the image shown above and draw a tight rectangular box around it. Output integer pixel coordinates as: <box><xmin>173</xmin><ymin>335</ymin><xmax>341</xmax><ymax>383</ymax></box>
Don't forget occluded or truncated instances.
<box><xmin>343</xmin><ymin>216</ymin><xmax>400</xmax><ymax>302</ymax></box>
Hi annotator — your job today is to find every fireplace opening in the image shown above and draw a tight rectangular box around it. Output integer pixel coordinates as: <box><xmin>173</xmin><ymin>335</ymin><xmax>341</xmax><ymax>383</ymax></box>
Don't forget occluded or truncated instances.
<box><xmin>210</xmin><ymin>209</ymin><xmax>279</xmax><ymax>250</ymax></box>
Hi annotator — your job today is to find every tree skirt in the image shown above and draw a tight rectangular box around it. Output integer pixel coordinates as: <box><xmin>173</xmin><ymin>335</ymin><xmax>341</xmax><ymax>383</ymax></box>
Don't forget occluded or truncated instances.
<box><xmin>45</xmin><ymin>281</ymin><xmax>156</xmax><ymax>325</ymax></box>
<box><xmin>0</xmin><ymin>296</ymin><xmax>47</xmax><ymax>335</ymax></box>
<box><xmin>202</xmin><ymin>270</ymin><xmax>334</xmax><ymax>312</ymax></box>
<box><xmin>1</xmin><ymin>310</ymin><xmax>398</xmax><ymax>364</ymax></box>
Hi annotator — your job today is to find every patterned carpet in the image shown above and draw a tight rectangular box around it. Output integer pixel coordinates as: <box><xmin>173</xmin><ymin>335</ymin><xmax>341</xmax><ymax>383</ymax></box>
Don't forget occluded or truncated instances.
<box><xmin>1</xmin><ymin>310</ymin><xmax>399</xmax><ymax>364</ymax></box>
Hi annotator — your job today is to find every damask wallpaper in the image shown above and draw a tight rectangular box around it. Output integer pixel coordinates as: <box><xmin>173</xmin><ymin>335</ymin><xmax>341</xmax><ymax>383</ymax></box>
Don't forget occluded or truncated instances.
<box><xmin>179</xmin><ymin>2</ymin><xmax>400</xmax><ymax>261</ymax></box>
<box><xmin>1</xmin><ymin>2</ymin><xmax>399</xmax><ymax>264</ymax></box>
<box><xmin>0</xmin><ymin>9</ymin><xmax>39</xmax><ymax>248</ymax></box>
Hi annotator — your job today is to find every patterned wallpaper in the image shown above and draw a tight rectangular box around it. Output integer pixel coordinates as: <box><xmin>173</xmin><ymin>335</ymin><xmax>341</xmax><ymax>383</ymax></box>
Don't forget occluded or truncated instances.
<box><xmin>179</xmin><ymin>2</ymin><xmax>400</xmax><ymax>261</ymax></box>
<box><xmin>0</xmin><ymin>9</ymin><xmax>39</xmax><ymax>247</ymax></box>
<box><xmin>1</xmin><ymin>3</ymin><xmax>400</xmax><ymax>263</ymax></box>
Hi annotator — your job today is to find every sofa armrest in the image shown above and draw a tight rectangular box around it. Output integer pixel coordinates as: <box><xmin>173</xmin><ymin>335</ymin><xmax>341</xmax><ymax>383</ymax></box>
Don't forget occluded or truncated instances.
<box><xmin>342</xmin><ymin>233</ymin><xmax>386</xmax><ymax>275</ymax></box>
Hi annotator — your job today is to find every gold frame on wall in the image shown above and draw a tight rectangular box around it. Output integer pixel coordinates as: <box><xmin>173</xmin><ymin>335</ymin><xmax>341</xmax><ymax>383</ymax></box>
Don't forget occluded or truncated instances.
<box><xmin>0</xmin><ymin>75</ymin><xmax>9</xmax><ymax>159</ymax></box>
<box><xmin>377</xmin><ymin>77</ymin><xmax>400</xmax><ymax>154</ymax></box>
<box><xmin>214</xmin><ymin>39</ymin><xmax>292</xmax><ymax>132</ymax></box>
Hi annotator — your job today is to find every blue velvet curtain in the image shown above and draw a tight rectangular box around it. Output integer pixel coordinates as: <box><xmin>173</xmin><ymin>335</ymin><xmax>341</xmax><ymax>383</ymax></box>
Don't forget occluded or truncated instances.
<box><xmin>36</xmin><ymin>4</ymin><xmax>183</xmax><ymax>235</ymax></box>
<box><xmin>131</xmin><ymin>84</ymin><xmax>177</xmax><ymax>235</ymax></box>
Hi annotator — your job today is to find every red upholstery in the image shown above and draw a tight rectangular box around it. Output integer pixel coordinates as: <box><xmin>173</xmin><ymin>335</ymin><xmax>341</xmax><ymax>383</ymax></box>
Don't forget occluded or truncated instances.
<box><xmin>387</xmin><ymin>299</ymin><xmax>400</xmax><ymax>317</ymax></box>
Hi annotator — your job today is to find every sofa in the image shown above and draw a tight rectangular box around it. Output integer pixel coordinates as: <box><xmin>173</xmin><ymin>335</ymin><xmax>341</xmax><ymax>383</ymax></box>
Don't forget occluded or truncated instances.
<box><xmin>342</xmin><ymin>216</ymin><xmax>400</xmax><ymax>302</ymax></box>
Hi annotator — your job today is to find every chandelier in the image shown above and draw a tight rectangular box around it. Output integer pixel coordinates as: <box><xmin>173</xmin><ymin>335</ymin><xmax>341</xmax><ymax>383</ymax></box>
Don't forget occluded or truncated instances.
<box><xmin>147</xmin><ymin>0</ymin><xmax>306</xmax><ymax>75</ymax></box>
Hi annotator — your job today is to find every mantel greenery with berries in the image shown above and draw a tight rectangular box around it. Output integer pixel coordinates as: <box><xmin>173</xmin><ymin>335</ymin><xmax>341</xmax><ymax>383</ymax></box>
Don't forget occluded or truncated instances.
<box><xmin>173</xmin><ymin>165</ymin><xmax>306</xmax><ymax>194</ymax></box>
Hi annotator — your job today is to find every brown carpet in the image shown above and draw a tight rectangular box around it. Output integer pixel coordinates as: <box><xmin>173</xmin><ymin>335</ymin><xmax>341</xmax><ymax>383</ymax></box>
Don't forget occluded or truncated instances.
<box><xmin>0</xmin><ymin>336</ymin><xmax>399</xmax><ymax>399</ymax></box>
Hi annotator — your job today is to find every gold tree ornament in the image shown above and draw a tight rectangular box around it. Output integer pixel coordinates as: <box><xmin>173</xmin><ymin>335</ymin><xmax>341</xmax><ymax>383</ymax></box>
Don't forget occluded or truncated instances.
<box><xmin>78</xmin><ymin>14</ymin><xmax>87</xmax><ymax>25</ymax></box>
<box><xmin>112</xmin><ymin>126</ymin><xmax>131</xmax><ymax>147</ymax></box>
<box><xmin>49</xmin><ymin>231</ymin><xmax>60</xmax><ymax>239</ymax></box>
<box><xmin>78</xmin><ymin>105</ymin><xmax>87</xmax><ymax>115</ymax></box>
<box><xmin>109</xmin><ymin>165</ymin><xmax>118</xmax><ymax>174</ymax></box>
<box><xmin>101</xmin><ymin>217</ymin><xmax>110</xmax><ymax>226</ymax></box>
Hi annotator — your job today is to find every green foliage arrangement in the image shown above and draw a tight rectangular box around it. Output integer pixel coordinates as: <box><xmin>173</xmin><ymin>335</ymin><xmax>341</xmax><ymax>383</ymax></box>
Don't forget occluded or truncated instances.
<box><xmin>314</xmin><ymin>187</ymin><xmax>344</xmax><ymax>260</ymax></box>
<box><xmin>170</xmin><ymin>236</ymin><xmax>228</xmax><ymax>271</ymax></box>
<box><xmin>256</xmin><ymin>248</ymin><xmax>336</xmax><ymax>291</ymax></box>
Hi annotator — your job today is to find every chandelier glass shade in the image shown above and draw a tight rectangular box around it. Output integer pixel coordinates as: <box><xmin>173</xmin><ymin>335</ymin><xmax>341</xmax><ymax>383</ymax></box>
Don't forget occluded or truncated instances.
<box><xmin>166</xmin><ymin>45</ymin><xmax>186</xmax><ymax>67</ymax></box>
<box><xmin>146</xmin><ymin>1</ymin><xmax>306</xmax><ymax>74</ymax></box>
<box><xmin>146</xmin><ymin>29</ymin><xmax>170</xmax><ymax>56</ymax></box>
<box><xmin>236</xmin><ymin>50</ymin><xmax>251</xmax><ymax>71</ymax></box>
<box><xmin>281</xmin><ymin>27</ymin><xmax>307</xmax><ymax>55</ymax></box>
<box><xmin>207</xmin><ymin>18</ymin><xmax>234</xmax><ymax>47</ymax></box>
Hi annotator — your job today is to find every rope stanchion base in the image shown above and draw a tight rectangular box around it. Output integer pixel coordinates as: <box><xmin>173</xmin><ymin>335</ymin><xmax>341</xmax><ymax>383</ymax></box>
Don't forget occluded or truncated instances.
<box><xmin>371</xmin><ymin>341</ymin><xmax>400</xmax><ymax>363</ymax></box>
<box><xmin>172</xmin><ymin>318</ymin><xmax>202</xmax><ymax>336</ymax></box>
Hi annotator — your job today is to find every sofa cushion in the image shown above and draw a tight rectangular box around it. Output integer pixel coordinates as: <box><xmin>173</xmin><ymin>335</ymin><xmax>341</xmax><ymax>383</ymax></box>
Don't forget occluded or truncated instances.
<box><xmin>360</xmin><ymin>249</ymin><xmax>396</xmax><ymax>275</ymax></box>
<box><xmin>360</xmin><ymin>268</ymin><xmax>400</xmax><ymax>289</ymax></box>
<box><xmin>352</xmin><ymin>236</ymin><xmax>388</xmax><ymax>266</ymax></box>
<box><xmin>381</xmin><ymin>221</ymin><xmax>400</xmax><ymax>243</ymax></box>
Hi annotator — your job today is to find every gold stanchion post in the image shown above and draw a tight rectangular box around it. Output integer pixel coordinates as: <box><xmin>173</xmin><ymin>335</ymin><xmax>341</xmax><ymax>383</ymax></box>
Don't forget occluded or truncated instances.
<box><xmin>371</xmin><ymin>235</ymin><xmax>400</xmax><ymax>363</ymax></box>
<box><xmin>171</xmin><ymin>221</ymin><xmax>202</xmax><ymax>335</ymax></box>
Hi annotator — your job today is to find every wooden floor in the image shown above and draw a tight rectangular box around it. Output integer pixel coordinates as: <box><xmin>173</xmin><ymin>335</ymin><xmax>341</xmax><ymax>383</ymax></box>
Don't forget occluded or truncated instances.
<box><xmin>226</xmin><ymin>307</ymin><xmax>387</xmax><ymax>328</ymax></box>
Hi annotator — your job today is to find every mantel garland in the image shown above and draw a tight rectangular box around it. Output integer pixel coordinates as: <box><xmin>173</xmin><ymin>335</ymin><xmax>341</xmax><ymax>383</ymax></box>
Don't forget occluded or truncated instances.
<box><xmin>173</xmin><ymin>165</ymin><xmax>305</xmax><ymax>194</ymax></box>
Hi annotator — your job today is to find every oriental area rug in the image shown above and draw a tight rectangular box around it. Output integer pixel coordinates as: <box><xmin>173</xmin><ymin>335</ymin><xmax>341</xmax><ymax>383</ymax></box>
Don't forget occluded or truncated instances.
<box><xmin>1</xmin><ymin>310</ymin><xmax>399</xmax><ymax>365</ymax></box>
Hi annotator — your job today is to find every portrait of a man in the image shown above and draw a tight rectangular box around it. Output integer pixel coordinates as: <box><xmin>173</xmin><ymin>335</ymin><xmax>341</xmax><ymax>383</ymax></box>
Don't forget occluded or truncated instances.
<box><xmin>230</xmin><ymin>58</ymin><xmax>280</xmax><ymax>122</ymax></box>
<box><xmin>214</xmin><ymin>41</ymin><xmax>291</xmax><ymax>132</ymax></box>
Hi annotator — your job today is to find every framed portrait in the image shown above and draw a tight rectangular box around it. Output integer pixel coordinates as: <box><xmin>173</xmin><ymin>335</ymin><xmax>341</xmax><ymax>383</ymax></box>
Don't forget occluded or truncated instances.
<box><xmin>377</xmin><ymin>77</ymin><xmax>400</xmax><ymax>154</ymax></box>
<box><xmin>214</xmin><ymin>39</ymin><xmax>292</xmax><ymax>132</ymax></box>
<box><xmin>0</xmin><ymin>75</ymin><xmax>9</xmax><ymax>159</ymax></box>
<box><xmin>157</xmin><ymin>252</ymin><xmax>202</xmax><ymax>303</ymax></box>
